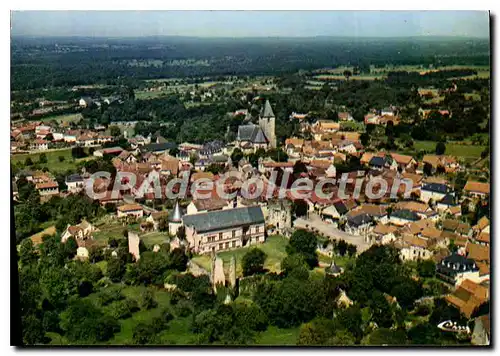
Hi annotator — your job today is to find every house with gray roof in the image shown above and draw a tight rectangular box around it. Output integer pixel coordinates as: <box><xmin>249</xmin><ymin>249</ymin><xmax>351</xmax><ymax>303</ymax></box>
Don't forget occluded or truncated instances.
<box><xmin>182</xmin><ymin>205</ymin><xmax>266</xmax><ymax>254</ymax></box>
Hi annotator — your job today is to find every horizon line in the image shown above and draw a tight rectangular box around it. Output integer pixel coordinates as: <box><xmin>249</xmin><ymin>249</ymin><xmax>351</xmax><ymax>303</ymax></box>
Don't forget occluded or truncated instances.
<box><xmin>11</xmin><ymin>34</ymin><xmax>490</xmax><ymax>40</ymax></box>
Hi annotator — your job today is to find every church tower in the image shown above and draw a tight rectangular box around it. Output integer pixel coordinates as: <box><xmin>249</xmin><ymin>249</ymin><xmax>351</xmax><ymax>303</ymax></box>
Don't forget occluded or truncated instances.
<box><xmin>258</xmin><ymin>100</ymin><xmax>277</xmax><ymax>149</ymax></box>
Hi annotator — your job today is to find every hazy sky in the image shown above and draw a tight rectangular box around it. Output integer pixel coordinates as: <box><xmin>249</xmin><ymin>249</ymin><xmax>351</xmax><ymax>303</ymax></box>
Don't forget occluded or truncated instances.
<box><xmin>11</xmin><ymin>11</ymin><xmax>490</xmax><ymax>38</ymax></box>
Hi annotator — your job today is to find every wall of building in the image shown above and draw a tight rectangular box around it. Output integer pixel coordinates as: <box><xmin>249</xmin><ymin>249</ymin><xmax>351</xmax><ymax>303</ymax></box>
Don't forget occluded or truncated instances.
<box><xmin>186</xmin><ymin>223</ymin><xmax>265</xmax><ymax>254</ymax></box>
<box><xmin>420</xmin><ymin>190</ymin><xmax>446</xmax><ymax>204</ymax></box>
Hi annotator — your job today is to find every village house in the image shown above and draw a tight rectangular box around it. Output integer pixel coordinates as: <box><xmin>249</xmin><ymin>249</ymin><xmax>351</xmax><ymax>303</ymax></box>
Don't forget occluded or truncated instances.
<box><xmin>93</xmin><ymin>146</ymin><xmax>124</xmax><ymax>157</ymax></box>
<box><xmin>442</xmin><ymin>219</ymin><xmax>473</xmax><ymax>238</ymax></box>
<box><xmin>389</xmin><ymin>209</ymin><xmax>421</xmax><ymax>226</ymax></box>
<box><xmin>466</xmin><ymin>243</ymin><xmax>490</xmax><ymax>266</ymax></box>
<box><xmin>473</xmin><ymin>216</ymin><xmax>490</xmax><ymax>235</ymax></box>
<box><xmin>118</xmin><ymin>150</ymin><xmax>138</xmax><ymax>163</ymax></box>
<box><xmin>117</xmin><ymin>203</ymin><xmax>144</xmax><ymax>219</ymax></box>
<box><xmin>311</xmin><ymin>120</ymin><xmax>340</xmax><ymax>140</ymax></box>
<box><xmin>394</xmin><ymin>201</ymin><xmax>433</xmax><ymax>219</ymax></box>
<box><xmin>30</xmin><ymin>139</ymin><xmax>49</xmax><ymax>151</ymax></box>
<box><xmin>63</xmin><ymin>133</ymin><xmax>77</xmax><ymax>143</ymax></box>
<box><xmin>463</xmin><ymin>180</ymin><xmax>490</xmax><ymax>199</ymax></box>
<box><xmin>97</xmin><ymin>135</ymin><xmax>114</xmax><ymax>145</ymax></box>
<box><xmin>79</xmin><ymin>97</ymin><xmax>93</xmax><ymax>107</ymax></box>
<box><xmin>475</xmin><ymin>231</ymin><xmax>490</xmax><ymax>247</ymax></box>
<box><xmin>259</xmin><ymin>161</ymin><xmax>294</xmax><ymax>175</ymax></box>
<box><xmin>349</xmin><ymin>204</ymin><xmax>389</xmax><ymax>224</ymax></box>
<box><xmin>140</xmin><ymin>142</ymin><xmax>178</xmax><ymax>155</ymax></box>
<box><xmin>187</xmin><ymin>197</ymin><xmax>231</xmax><ymax>215</ymax></box>
<box><xmin>182</xmin><ymin>205</ymin><xmax>266</xmax><ymax>254</ymax></box>
<box><xmin>345</xmin><ymin>213</ymin><xmax>373</xmax><ymax>236</ymax></box>
<box><xmin>190</xmin><ymin>171</ymin><xmax>215</xmax><ymax>185</ymax></box>
<box><xmin>35</xmin><ymin>180</ymin><xmax>59</xmax><ymax>197</ymax></box>
<box><xmin>436</xmin><ymin>253</ymin><xmax>483</xmax><ymax>286</ymax></box>
<box><xmin>145</xmin><ymin>211</ymin><xmax>169</xmax><ymax>231</ymax></box>
<box><xmin>390</xmin><ymin>153</ymin><xmax>417</xmax><ymax>172</ymax></box>
<box><xmin>369</xmin><ymin>223</ymin><xmax>398</xmax><ymax>245</ymax></box>
<box><xmin>381</xmin><ymin>107</ymin><xmax>395</xmax><ymax>116</ymax></box>
<box><xmin>160</xmin><ymin>156</ymin><xmax>180</xmax><ymax>177</ymax></box>
<box><xmin>128</xmin><ymin>134</ymin><xmax>152</xmax><ymax>148</ymax></box>
<box><xmin>321</xmin><ymin>200</ymin><xmax>357</xmax><ymax>224</ymax></box>
<box><xmin>421</xmin><ymin>155</ymin><xmax>460</xmax><ymax>174</ymax></box>
<box><xmin>61</xmin><ymin>220</ymin><xmax>96</xmax><ymax>243</ymax></box>
<box><xmin>338</xmin><ymin>112</ymin><xmax>354</xmax><ymax>122</ymax></box>
<box><xmin>76</xmin><ymin>134</ymin><xmax>97</xmax><ymax>147</ymax></box>
<box><xmin>65</xmin><ymin>174</ymin><xmax>85</xmax><ymax>194</ymax></box>
<box><xmin>364</xmin><ymin>113</ymin><xmax>379</xmax><ymax>124</ymax></box>
<box><xmin>285</xmin><ymin>138</ymin><xmax>305</xmax><ymax>158</ymax></box>
<box><xmin>445</xmin><ymin>279</ymin><xmax>489</xmax><ymax>319</ymax></box>
<box><xmin>420</xmin><ymin>182</ymin><xmax>450</xmax><ymax>204</ymax></box>
<box><xmin>397</xmin><ymin>234</ymin><xmax>433</xmax><ymax>261</ymax></box>
<box><xmin>368</xmin><ymin>155</ymin><xmax>398</xmax><ymax>171</ymax></box>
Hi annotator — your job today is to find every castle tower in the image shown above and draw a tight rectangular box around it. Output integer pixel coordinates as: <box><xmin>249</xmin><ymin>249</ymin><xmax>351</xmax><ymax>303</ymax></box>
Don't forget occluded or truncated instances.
<box><xmin>259</xmin><ymin>100</ymin><xmax>277</xmax><ymax>149</ymax></box>
<box><xmin>128</xmin><ymin>231</ymin><xmax>141</xmax><ymax>262</ymax></box>
<box><xmin>168</xmin><ymin>201</ymin><xmax>183</xmax><ymax>236</ymax></box>
<box><xmin>229</xmin><ymin>255</ymin><xmax>236</xmax><ymax>289</ymax></box>
<box><xmin>211</xmin><ymin>255</ymin><xmax>226</xmax><ymax>293</ymax></box>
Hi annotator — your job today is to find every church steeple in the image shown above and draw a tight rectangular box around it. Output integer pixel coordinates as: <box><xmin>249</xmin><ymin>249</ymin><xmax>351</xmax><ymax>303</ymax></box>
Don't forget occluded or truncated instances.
<box><xmin>171</xmin><ymin>200</ymin><xmax>183</xmax><ymax>222</ymax></box>
<box><xmin>261</xmin><ymin>99</ymin><xmax>275</xmax><ymax>118</ymax></box>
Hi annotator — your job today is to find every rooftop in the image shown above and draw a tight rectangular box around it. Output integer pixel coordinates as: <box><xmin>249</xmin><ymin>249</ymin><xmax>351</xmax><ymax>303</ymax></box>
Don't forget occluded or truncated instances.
<box><xmin>183</xmin><ymin>205</ymin><xmax>264</xmax><ymax>233</ymax></box>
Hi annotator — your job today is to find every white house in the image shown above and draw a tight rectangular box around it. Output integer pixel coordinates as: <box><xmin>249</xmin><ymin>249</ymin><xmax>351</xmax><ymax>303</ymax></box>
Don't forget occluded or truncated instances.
<box><xmin>420</xmin><ymin>183</ymin><xmax>450</xmax><ymax>204</ymax></box>
<box><xmin>61</xmin><ymin>220</ymin><xmax>96</xmax><ymax>243</ymax></box>
<box><xmin>398</xmin><ymin>235</ymin><xmax>433</xmax><ymax>261</ymax></box>
<box><xmin>30</xmin><ymin>139</ymin><xmax>49</xmax><ymax>151</ymax></box>
<box><xmin>436</xmin><ymin>253</ymin><xmax>487</xmax><ymax>286</ymax></box>
<box><xmin>117</xmin><ymin>204</ymin><xmax>144</xmax><ymax>219</ymax></box>
<box><xmin>65</xmin><ymin>174</ymin><xmax>85</xmax><ymax>194</ymax></box>
<box><xmin>345</xmin><ymin>213</ymin><xmax>373</xmax><ymax>236</ymax></box>
<box><xmin>370</xmin><ymin>223</ymin><xmax>398</xmax><ymax>245</ymax></box>
<box><xmin>79</xmin><ymin>97</ymin><xmax>93</xmax><ymax>107</ymax></box>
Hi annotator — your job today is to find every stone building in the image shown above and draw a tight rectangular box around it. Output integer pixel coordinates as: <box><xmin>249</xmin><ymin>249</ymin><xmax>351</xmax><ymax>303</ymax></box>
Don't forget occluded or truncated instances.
<box><xmin>168</xmin><ymin>201</ymin><xmax>184</xmax><ymax>236</ymax></box>
<box><xmin>267</xmin><ymin>199</ymin><xmax>292</xmax><ymax>236</ymax></box>
<box><xmin>128</xmin><ymin>231</ymin><xmax>141</xmax><ymax>262</ymax></box>
<box><xmin>182</xmin><ymin>205</ymin><xmax>265</xmax><ymax>254</ymax></box>
<box><xmin>235</xmin><ymin>100</ymin><xmax>276</xmax><ymax>151</ymax></box>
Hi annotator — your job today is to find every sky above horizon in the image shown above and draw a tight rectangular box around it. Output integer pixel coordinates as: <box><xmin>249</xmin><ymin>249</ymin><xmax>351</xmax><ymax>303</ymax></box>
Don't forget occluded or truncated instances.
<box><xmin>11</xmin><ymin>11</ymin><xmax>490</xmax><ymax>38</ymax></box>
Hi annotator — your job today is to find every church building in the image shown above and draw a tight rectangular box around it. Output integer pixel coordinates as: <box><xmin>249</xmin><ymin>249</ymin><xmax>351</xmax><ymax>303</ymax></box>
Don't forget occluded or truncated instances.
<box><xmin>236</xmin><ymin>100</ymin><xmax>277</xmax><ymax>152</ymax></box>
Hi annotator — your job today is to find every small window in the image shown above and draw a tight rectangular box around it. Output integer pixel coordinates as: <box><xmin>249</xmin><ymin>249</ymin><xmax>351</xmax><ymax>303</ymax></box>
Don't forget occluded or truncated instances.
<box><xmin>219</xmin><ymin>232</ymin><xmax>222</xmax><ymax>240</ymax></box>
<box><xmin>225</xmin><ymin>242</ymin><xmax>229</xmax><ymax>249</ymax></box>
<box><xmin>232</xmin><ymin>230</ymin><xmax>236</xmax><ymax>238</ymax></box>
<box><xmin>219</xmin><ymin>243</ymin><xmax>223</xmax><ymax>250</ymax></box>
<box><xmin>256</xmin><ymin>226</ymin><xmax>260</xmax><ymax>233</ymax></box>
<box><xmin>232</xmin><ymin>241</ymin><xmax>236</xmax><ymax>248</ymax></box>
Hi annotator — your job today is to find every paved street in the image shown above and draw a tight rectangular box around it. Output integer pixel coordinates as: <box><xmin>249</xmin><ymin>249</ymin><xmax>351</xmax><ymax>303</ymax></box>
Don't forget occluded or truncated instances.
<box><xmin>294</xmin><ymin>213</ymin><xmax>370</xmax><ymax>253</ymax></box>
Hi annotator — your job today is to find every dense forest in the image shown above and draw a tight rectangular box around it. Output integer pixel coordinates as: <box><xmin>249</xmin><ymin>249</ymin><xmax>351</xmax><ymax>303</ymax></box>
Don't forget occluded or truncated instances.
<box><xmin>11</xmin><ymin>36</ymin><xmax>489</xmax><ymax>90</ymax></box>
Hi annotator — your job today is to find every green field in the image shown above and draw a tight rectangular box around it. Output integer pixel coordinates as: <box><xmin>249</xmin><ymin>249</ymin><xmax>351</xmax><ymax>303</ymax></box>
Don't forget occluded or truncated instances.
<box><xmin>93</xmin><ymin>219</ymin><xmax>142</xmax><ymax>243</ymax></box>
<box><xmin>191</xmin><ymin>235</ymin><xmax>289</xmax><ymax>277</ymax></box>
<box><xmin>413</xmin><ymin>141</ymin><xmax>486</xmax><ymax>159</ymax></box>
<box><xmin>312</xmin><ymin>64</ymin><xmax>490</xmax><ymax>82</ymax></box>
<box><xmin>255</xmin><ymin>325</ymin><xmax>300</xmax><ymax>345</ymax></box>
<box><xmin>140</xmin><ymin>231</ymin><xmax>171</xmax><ymax>247</ymax></box>
<box><xmin>40</xmin><ymin>113</ymin><xmax>83</xmax><ymax>124</ymax></box>
<box><xmin>11</xmin><ymin>148</ymin><xmax>96</xmax><ymax>173</ymax></box>
<box><xmin>134</xmin><ymin>90</ymin><xmax>170</xmax><ymax>100</ymax></box>
<box><xmin>314</xmin><ymin>74</ymin><xmax>383</xmax><ymax>81</ymax></box>
<box><xmin>464</xmin><ymin>92</ymin><xmax>482</xmax><ymax>101</ymax></box>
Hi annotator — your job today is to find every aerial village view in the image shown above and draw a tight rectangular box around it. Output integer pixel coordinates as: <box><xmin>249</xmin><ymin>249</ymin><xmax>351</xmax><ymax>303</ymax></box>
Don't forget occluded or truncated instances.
<box><xmin>11</xmin><ymin>11</ymin><xmax>491</xmax><ymax>346</ymax></box>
